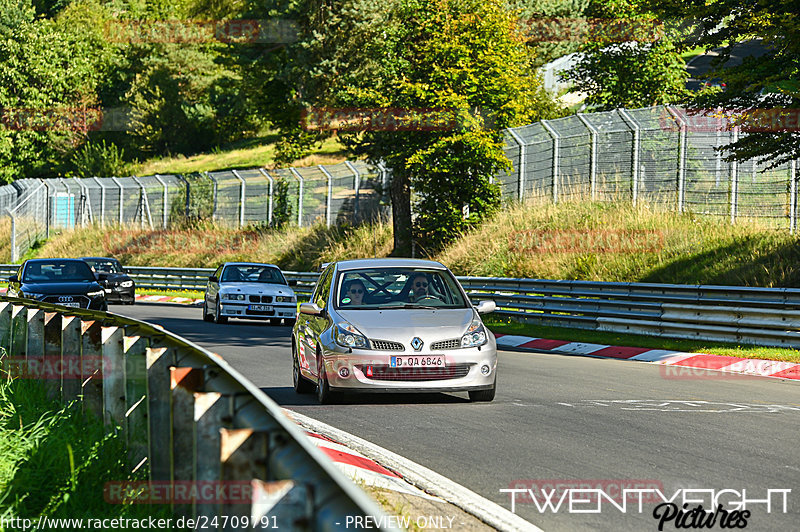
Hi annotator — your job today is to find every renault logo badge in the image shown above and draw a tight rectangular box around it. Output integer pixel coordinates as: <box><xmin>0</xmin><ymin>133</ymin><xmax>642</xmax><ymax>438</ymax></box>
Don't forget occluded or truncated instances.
<box><xmin>411</xmin><ymin>337</ymin><xmax>423</xmax><ymax>351</ymax></box>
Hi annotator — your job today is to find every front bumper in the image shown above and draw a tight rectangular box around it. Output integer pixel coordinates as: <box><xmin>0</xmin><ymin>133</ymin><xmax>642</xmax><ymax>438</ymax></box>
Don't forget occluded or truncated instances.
<box><xmin>319</xmin><ymin>344</ymin><xmax>497</xmax><ymax>393</ymax></box>
<box><xmin>105</xmin><ymin>286</ymin><xmax>135</xmax><ymax>303</ymax></box>
<box><xmin>219</xmin><ymin>301</ymin><xmax>296</xmax><ymax>320</ymax></box>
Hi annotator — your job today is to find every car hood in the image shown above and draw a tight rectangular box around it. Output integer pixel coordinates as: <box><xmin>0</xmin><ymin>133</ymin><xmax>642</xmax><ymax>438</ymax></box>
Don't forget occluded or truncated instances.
<box><xmin>337</xmin><ymin>308</ymin><xmax>474</xmax><ymax>342</ymax></box>
<box><xmin>219</xmin><ymin>283</ymin><xmax>295</xmax><ymax>296</ymax></box>
<box><xmin>21</xmin><ymin>281</ymin><xmax>103</xmax><ymax>294</ymax></box>
<box><xmin>97</xmin><ymin>272</ymin><xmax>131</xmax><ymax>282</ymax></box>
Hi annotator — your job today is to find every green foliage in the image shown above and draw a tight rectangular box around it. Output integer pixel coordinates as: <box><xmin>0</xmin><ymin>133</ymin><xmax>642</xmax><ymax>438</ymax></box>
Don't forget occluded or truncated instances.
<box><xmin>68</xmin><ymin>140</ymin><xmax>129</xmax><ymax>178</ymax></box>
<box><xmin>271</xmin><ymin>178</ymin><xmax>294</xmax><ymax>228</ymax></box>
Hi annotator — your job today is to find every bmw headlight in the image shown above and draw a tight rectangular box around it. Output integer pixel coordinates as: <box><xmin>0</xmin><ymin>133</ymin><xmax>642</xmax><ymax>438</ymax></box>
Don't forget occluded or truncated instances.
<box><xmin>276</xmin><ymin>295</ymin><xmax>295</xmax><ymax>303</ymax></box>
<box><xmin>461</xmin><ymin>317</ymin><xmax>487</xmax><ymax>348</ymax></box>
<box><xmin>222</xmin><ymin>293</ymin><xmax>245</xmax><ymax>301</ymax></box>
<box><xmin>334</xmin><ymin>321</ymin><xmax>369</xmax><ymax>349</ymax></box>
<box><xmin>120</xmin><ymin>280</ymin><xmax>134</xmax><ymax>288</ymax></box>
<box><xmin>87</xmin><ymin>290</ymin><xmax>105</xmax><ymax>298</ymax></box>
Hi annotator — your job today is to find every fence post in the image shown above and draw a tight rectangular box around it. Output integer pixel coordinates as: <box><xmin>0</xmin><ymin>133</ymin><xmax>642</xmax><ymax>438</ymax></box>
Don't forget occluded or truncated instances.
<box><xmin>791</xmin><ymin>160</ymin><xmax>797</xmax><ymax>234</ymax></box>
<box><xmin>132</xmin><ymin>176</ymin><xmax>154</xmax><ymax>230</ymax></box>
<box><xmin>7</xmin><ymin>210</ymin><xmax>16</xmax><ymax>263</ymax></box>
<box><xmin>206</xmin><ymin>172</ymin><xmax>219</xmax><ymax>222</ymax></box>
<box><xmin>730</xmin><ymin>126</ymin><xmax>739</xmax><ymax>225</ymax></box>
<box><xmin>576</xmin><ymin>113</ymin><xmax>598</xmax><ymax>200</ymax></box>
<box><xmin>344</xmin><ymin>161</ymin><xmax>361</xmax><ymax>223</ymax></box>
<box><xmin>93</xmin><ymin>177</ymin><xmax>107</xmax><ymax>227</ymax></box>
<box><xmin>618</xmin><ymin>109</ymin><xmax>640</xmax><ymax>206</ymax></box>
<box><xmin>666</xmin><ymin>107</ymin><xmax>686</xmax><ymax>212</ymax></box>
<box><xmin>110</xmin><ymin>177</ymin><xmax>124</xmax><ymax>225</ymax></box>
<box><xmin>317</xmin><ymin>166</ymin><xmax>334</xmax><ymax>227</ymax></box>
<box><xmin>176</xmin><ymin>175</ymin><xmax>190</xmax><ymax>218</ymax></box>
<box><xmin>540</xmin><ymin>120</ymin><xmax>560</xmax><ymax>204</ymax></box>
<box><xmin>72</xmin><ymin>178</ymin><xmax>92</xmax><ymax>227</ymax></box>
<box><xmin>290</xmin><ymin>168</ymin><xmax>304</xmax><ymax>227</ymax></box>
<box><xmin>231</xmin><ymin>170</ymin><xmax>247</xmax><ymax>228</ymax></box>
<box><xmin>258</xmin><ymin>169</ymin><xmax>274</xmax><ymax>226</ymax></box>
<box><xmin>153</xmin><ymin>174</ymin><xmax>169</xmax><ymax>229</ymax></box>
<box><xmin>506</xmin><ymin>128</ymin><xmax>526</xmax><ymax>201</ymax></box>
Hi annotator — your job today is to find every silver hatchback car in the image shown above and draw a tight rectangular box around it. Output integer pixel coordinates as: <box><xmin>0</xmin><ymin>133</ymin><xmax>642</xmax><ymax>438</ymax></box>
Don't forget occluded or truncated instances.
<box><xmin>291</xmin><ymin>259</ymin><xmax>497</xmax><ymax>403</ymax></box>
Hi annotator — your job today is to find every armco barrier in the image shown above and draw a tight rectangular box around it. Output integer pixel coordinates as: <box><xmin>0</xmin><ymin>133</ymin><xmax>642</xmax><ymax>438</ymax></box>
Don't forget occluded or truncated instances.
<box><xmin>5</xmin><ymin>264</ymin><xmax>800</xmax><ymax>348</ymax></box>
<box><xmin>0</xmin><ymin>296</ymin><xmax>395</xmax><ymax>531</ymax></box>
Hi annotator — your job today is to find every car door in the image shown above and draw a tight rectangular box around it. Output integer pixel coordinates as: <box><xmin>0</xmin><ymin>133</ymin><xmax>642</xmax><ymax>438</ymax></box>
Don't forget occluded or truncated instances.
<box><xmin>300</xmin><ymin>265</ymin><xmax>334</xmax><ymax>377</ymax></box>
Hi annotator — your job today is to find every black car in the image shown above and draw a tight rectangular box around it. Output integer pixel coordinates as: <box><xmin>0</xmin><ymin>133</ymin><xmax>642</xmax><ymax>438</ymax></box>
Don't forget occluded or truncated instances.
<box><xmin>7</xmin><ymin>259</ymin><xmax>108</xmax><ymax>311</ymax></box>
<box><xmin>81</xmin><ymin>257</ymin><xmax>135</xmax><ymax>305</ymax></box>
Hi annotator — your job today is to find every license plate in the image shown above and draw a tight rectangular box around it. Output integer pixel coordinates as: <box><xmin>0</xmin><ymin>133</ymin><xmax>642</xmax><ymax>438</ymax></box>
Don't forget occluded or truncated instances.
<box><xmin>390</xmin><ymin>355</ymin><xmax>445</xmax><ymax>368</ymax></box>
<box><xmin>61</xmin><ymin>302</ymin><xmax>81</xmax><ymax>308</ymax></box>
<box><xmin>104</xmin><ymin>288</ymin><xmax>112</xmax><ymax>293</ymax></box>
<box><xmin>249</xmin><ymin>304</ymin><xmax>273</xmax><ymax>311</ymax></box>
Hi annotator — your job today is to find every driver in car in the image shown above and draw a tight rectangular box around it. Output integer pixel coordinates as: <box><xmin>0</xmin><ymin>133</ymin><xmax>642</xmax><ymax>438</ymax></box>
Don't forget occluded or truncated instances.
<box><xmin>408</xmin><ymin>273</ymin><xmax>435</xmax><ymax>302</ymax></box>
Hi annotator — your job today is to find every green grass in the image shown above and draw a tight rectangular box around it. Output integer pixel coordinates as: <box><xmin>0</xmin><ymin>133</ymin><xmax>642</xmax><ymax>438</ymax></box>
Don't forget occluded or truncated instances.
<box><xmin>133</xmin><ymin>134</ymin><xmax>349</xmax><ymax>176</ymax></box>
<box><xmin>0</xmin><ymin>350</ymin><xmax>171</xmax><ymax>530</ymax></box>
<box><xmin>137</xmin><ymin>288</ymin><xmax>204</xmax><ymax>300</ymax></box>
<box><xmin>486</xmin><ymin>317</ymin><xmax>800</xmax><ymax>363</ymax></box>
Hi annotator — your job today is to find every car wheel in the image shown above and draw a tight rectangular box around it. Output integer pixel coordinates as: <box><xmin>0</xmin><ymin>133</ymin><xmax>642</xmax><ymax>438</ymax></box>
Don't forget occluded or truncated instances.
<box><xmin>316</xmin><ymin>351</ymin><xmax>337</xmax><ymax>404</ymax></box>
<box><xmin>468</xmin><ymin>379</ymin><xmax>496</xmax><ymax>402</ymax></box>
<box><xmin>214</xmin><ymin>300</ymin><xmax>228</xmax><ymax>324</ymax></box>
<box><xmin>292</xmin><ymin>342</ymin><xmax>314</xmax><ymax>394</ymax></box>
<box><xmin>202</xmin><ymin>301</ymin><xmax>213</xmax><ymax>322</ymax></box>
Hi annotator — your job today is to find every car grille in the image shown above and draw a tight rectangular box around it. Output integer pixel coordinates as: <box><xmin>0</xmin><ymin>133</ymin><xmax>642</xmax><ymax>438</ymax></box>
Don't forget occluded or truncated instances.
<box><xmin>431</xmin><ymin>338</ymin><xmax>461</xmax><ymax>350</ymax></box>
<box><xmin>355</xmin><ymin>364</ymin><xmax>472</xmax><ymax>381</ymax></box>
<box><xmin>42</xmin><ymin>295</ymin><xmax>90</xmax><ymax>308</ymax></box>
<box><xmin>370</xmin><ymin>339</ymin><xmax>405</xmax><ymax>351</ymax></box>
<box><xmin>249</xmin><ymin>295</ymin><xmax>273</xmax><ymax>303</ymax></box>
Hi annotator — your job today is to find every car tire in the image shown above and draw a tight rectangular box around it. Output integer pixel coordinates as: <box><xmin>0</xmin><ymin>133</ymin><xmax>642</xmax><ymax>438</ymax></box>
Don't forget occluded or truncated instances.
<box><xmin>316</xmin><ymin>351</ymin><xmax>338</xmax><ymax>404</ymax></box>
<box><xmin>292</xmin><ymin>342</ymin><xmax>314</xmax><ymax>394</ymax></box>
<box><xmin>468</xmin><ymin>379</ymin><xmax>496</xmax><ymax>402</ymax></box>
<box><xmin>214</xmin><ymin>300</ymin><xmax>228</xmax><ymax>324</ymax></box>
<box><xmin>202</xmin><ymin>301</ymin><xmax>213</xmax><ymax>322</ymax></box>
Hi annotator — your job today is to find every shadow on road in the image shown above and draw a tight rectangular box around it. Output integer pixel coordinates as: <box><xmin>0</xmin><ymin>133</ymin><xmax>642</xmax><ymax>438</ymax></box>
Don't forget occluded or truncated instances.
<box><xmin>262</xmin><ymin>387</ymin><xmax>470</xmax><ymax>407</ymax></box>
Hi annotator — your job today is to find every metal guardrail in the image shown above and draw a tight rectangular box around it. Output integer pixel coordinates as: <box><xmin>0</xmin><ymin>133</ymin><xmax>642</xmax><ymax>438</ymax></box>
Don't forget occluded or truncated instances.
<box><xmin>0</xmin><ymin>296</ymin><xmax>394</xmax><ymax>531</ymax></box>
<box><xmin>5</xmin><ymin>264</ymin><xmax>800</xmax><ymax>348</ymax></box>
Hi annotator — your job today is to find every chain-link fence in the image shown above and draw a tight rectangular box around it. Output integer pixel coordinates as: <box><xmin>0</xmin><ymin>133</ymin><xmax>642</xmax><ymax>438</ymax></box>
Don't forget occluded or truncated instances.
<box><xmin>497</xmin><ymin>105</ymin><xmax>799</xmax><ymax>231</ymax></box>
<box><xmin>1</xmin><ymin>161</ymin><xmax>387</xmax><ymax>261</ymax></box>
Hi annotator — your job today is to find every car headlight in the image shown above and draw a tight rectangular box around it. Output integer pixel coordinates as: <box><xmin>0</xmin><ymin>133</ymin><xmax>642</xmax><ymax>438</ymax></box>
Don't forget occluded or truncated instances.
<box><xmin>21</xmin><ymin>292</ymin><xmax>45</xmax><ymax>300</ymax></box>
<box><xmin>87</xmin><ymin>290</ymin><xmax>105</xmax><ymax>298</ymax></box>
<box><xmin>461</xmin><ymin>317</ymin><xmax>487</xmax><ymax>348</ymax></box>
<box><xmin>334</xmin><ymin>321</ymin><xmax>369</xmax><ymax>349</ymax></box>
<box><xmin>222</xmin><ymin>293</ymin><xmax>245</xmax><ymax>301</ymax></box>
<box><xmin>120</xmin><ymin>280</ymin><xmax>134</xmax><ymax>288</ymax></box>
<box><xmin>276</xmin><ymin>295</ymin><xmax>295</xmax><ymax>303</ymax></box>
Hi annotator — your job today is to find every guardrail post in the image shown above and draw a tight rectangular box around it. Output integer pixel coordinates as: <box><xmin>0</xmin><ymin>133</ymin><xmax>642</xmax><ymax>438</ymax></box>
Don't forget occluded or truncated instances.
<box><xmin>102</xmin><ymin>326</ymin><xmax>126</xmax><ymax>428</ymax></box>
<box><xmin>259</xmin><ymin>169</ymin><xmax>274</xmax><ymax>226</ymax></box>
<box><xmin>232</xmin><ymin>170</ymin><xmax>247</xmax><ymax>228</ymax></box>
<box><xmin>251</xmin><ymin>479</ymin><xmax>312</xmax><ymax>530</ymax></box>
<box><xmin>25</xmin><ymin>308</ymin><xmax>44</xmax><ymax>363</ymax></box>
<box><xmin>61</xmin><ymin>315</ymin><xmax>82</xmax><ymax>403</ymax></box>
<box><xmin>791</xmin><ymin>160</ymin><xmax>797</xmax><ymax>234</ymax></box>
<box><xmin>147</xmin><ymin>345</ymin><xmax>174</xmax><ymax>481</ymax></box>
<box><xmin>124</xmin><ymin>333</ymin><xmax>150</xmax><ymax>471</ymax></box>
<box><xmin>43</xmin><ymin>312</ymin><xmax>62</xmax><ymax>400</ymax></box>
<box><xmin>318</xmin><ymin>166</ymin><xmax>334</xmax><ymax>227</ymax></box>
<box><xmin>0</xmin><ymin>302</ymin><xmax>12</xmax><ymax>348</ymax></box>
<box><xmin>220</xmin><ymin>428</ymin><xmax>270</xmax><ymax>528</ymax></box>
<box><xmin>195</xmin><ymin>391</ymin><xmax>227</xmax><ymax>521</ymax></box>
<box><xmin>576</xmin><ymin>113</ymin><xmax>598</xmax><ymax>200</ymax></box>
<box><xmin>618</xmin><ymin>109</ymin><xmax>640</xmax><ymax>206</ymax></box>
<box><xmin>81</xmin><ymin>320</ymin><xmax>104</xmax><ymax>420</ymax></box>
<box><xmin>345</xmin><ymin>161</ymin><xmax>361</xmax><ymax>222</ymax></box>
<box><xmin>541</xmin><ymin>120</ymin><xmax>560</xmax><ymax>204</ymax></box>
<box><xmin>171</xmin><ymin>366</ymin><xmax>205</xmax><ymax>517</ymax></box>
<box><xmin>290</xmin><ymin>168</ymin><xmax>304</xmax><ymax>227</ymax></box>
<box><xmin>507</xmin><ymin>128</ymin><xmax>526</xmax><ymax>201</ymax></box>
<box><xmin>10</xmin><ymin>304</ymin><xmax>27</xmax><ymax>359</ymax></box>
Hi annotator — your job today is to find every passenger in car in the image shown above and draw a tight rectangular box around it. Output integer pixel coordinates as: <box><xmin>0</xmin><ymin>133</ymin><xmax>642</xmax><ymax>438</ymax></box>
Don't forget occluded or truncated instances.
<box><xmin>341</xmin><ymin>280</ymin><xmax>366</xmax><ymax>306</ymax></box>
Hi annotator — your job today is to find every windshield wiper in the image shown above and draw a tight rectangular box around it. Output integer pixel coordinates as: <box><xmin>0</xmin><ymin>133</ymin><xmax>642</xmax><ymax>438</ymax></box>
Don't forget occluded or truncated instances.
<box><xmin>380</xmin><ymin>303</ymin><xmax>439</xmax><ymax>310</ymax></box>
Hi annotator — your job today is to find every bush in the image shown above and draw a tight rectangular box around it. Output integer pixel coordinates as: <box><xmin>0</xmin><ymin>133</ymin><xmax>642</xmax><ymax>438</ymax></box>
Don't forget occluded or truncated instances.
<box><xmin>68</xmin><ymin>140</ymin><xmax>129</xmax><ymax>178</ymax></box>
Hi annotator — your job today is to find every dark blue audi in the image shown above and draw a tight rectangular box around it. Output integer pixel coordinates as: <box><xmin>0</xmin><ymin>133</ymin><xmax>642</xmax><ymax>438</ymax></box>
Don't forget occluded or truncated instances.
<box><xmin>6</xmin><ymin>259</ymin><xmax>108</xmax><ymax>311</ymax></box>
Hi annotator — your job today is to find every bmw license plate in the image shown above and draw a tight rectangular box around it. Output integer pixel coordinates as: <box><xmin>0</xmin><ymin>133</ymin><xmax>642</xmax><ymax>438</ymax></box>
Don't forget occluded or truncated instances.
<box><xmin>390</xmin><ymin>355</ymin><xmax>445</xmax><ymax>368</ymax></box>
<box><xmin>249</xmin><ymin>304</ymin><xmax>273</xmax><ymax>311</ymax></box>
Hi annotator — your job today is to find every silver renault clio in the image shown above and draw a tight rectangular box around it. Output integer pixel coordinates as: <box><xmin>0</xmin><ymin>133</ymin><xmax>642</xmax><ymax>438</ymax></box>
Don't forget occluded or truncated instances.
<box><xmin>291</xmin><ymin>259</ymin><xmax>497</xmax><ymax>404</ymax></box>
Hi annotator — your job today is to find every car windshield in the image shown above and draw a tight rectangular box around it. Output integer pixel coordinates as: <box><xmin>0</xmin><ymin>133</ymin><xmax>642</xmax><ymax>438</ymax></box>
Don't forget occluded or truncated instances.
<box><xmin>221</xmin><ymin>265</ymin><xmax>287</xmax><ymax>284</ymax></box>
<box><xmin>83</xmin><ymin>259</ymin><xmax>122</xmax><ymax>273</ymax></box>
<box><xmin>23</xmin><ymin>261</ymin><xmax>95</xmax><ymax>282</ymax></box>
<box><xmin>334</xmin><ymin>267</ymin><xmax>468</xmax><ymax>309</ymax></box>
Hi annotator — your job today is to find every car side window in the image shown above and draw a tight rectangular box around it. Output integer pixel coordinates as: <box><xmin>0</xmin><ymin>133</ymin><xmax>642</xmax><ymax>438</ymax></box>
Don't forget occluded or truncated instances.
<box><xmin>314</xmin><ymin>267</ymin><xmax>333</xmax><ymax>309</ymax></box>
<box><xmin>214</xmin><ymin>266</ymin><xmax>223</xmax><ymax>279</ymax></box>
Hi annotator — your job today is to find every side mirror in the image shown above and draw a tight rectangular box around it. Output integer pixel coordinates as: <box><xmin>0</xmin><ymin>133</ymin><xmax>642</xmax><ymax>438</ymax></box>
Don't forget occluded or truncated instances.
<box><xmin>474</xmin><ymin>300</ymin><xmax>497</xmax><ymax>315</ymax></box>
<box><xmin>8</xmin><ymin>275</ymin><xmax>18</xmax><ymax>283</ymax></box>
<box><xmin>208</xmin><ymin>275</ymin><xmax>218</xmax><ymax>283</ymax></box>
<box><xmin>299</xmin><ymin>302</ymin><xmax>323</xmax><ymax>316</ymax></box>
<box><xmin>287</xmin><ymin>279</ymin><xmax>298</xmax><ymax>287</ymax></box>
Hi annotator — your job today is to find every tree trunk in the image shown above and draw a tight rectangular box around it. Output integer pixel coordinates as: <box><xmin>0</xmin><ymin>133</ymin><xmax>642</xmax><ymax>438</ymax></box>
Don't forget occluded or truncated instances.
<box><xmin>390</xmin><ymin>169</ymin><xmax>412</xmax><ymax>256</ymax></box>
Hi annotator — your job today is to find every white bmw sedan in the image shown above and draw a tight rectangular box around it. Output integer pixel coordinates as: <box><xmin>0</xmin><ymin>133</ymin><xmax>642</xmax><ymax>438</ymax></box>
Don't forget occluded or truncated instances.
<box><xmin>291</xmin><ymin>259</ymin><xmax>497</xmax><ymax>404</ymax></box>
<box><xmin>203</xmin><ymin>262</ymin><xmax>297</xmax><ymax>325</ymax></box>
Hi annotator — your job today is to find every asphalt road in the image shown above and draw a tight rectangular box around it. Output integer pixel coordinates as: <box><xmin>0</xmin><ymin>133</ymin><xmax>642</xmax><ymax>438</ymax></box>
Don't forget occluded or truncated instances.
<box><xmin>117</xmin><ymin>303</ymin><xmax>800</xmax><ymax>532</ymax></box>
